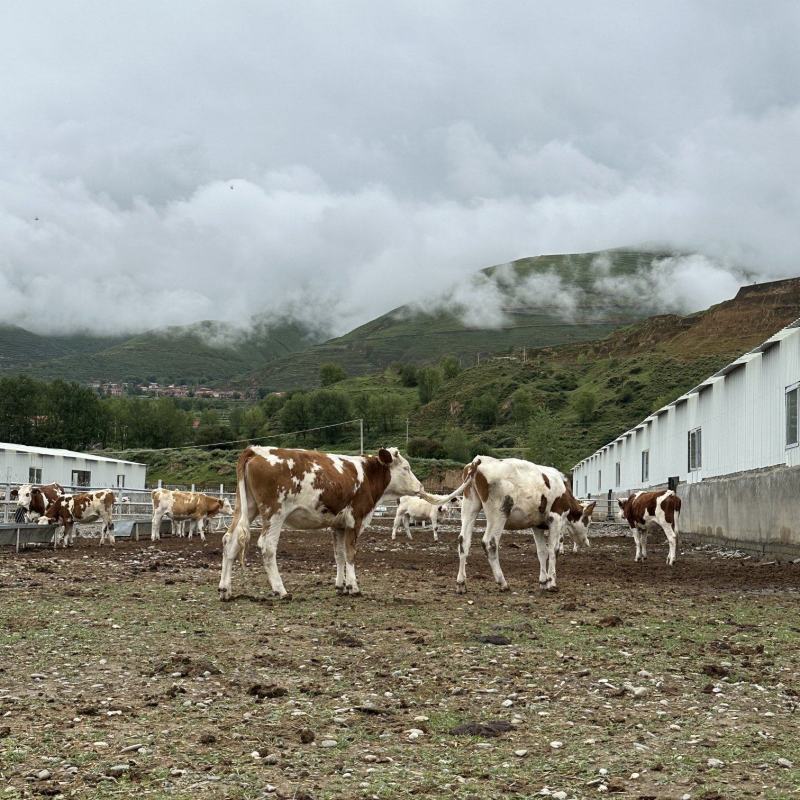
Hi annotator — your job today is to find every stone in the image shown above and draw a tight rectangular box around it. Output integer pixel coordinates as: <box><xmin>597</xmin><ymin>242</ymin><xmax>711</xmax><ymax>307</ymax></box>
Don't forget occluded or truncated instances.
<box><xmin>514</xmin><ymin>749</ymin><xmax>528</xmax><ymax>757</ymax></box>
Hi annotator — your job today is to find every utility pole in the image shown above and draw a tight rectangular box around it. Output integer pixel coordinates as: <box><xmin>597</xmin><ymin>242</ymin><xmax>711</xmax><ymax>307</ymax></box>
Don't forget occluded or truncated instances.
<box><xmin>359</xmin><ymin>419</ymin><xmax>364</xmax><ymax>455</ymax></box>
<box><xmin>406</xmin><ymin>417</ymin><xmax>409</xmax><ymax>448</ymax></box>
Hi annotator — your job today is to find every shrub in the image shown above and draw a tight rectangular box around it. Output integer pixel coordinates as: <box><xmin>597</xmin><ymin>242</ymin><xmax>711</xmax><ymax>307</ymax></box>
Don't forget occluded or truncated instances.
<box><xmin>407</xmin><ymin>436</ymin><xmax>446</xmax><ymax>459</ymax></box>
<box><xmin>320</xmin><ymin>363</ymin><xmax>347</xmax><ymax>386</ymax></box>
<box><xmin>417</xmin><ymin>367</ymin><xmax>443</xmax><ymax>404</ymax></box>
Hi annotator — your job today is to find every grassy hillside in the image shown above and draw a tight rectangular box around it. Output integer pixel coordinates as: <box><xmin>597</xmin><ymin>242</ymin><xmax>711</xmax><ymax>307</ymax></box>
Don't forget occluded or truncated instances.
<box><xmin>12</xmin><ymin>319</ymin><xmax>318</xmax><ymax>385</ymax></box>
<box><xmin>0</xmin><ymin>325</ymin><xmax>124</xmax><ymax>369</ymax></box>
<box><xmin>245</xmin><ymin>248</ymin><xmax>673</xmax><ymax>390</ymax></box>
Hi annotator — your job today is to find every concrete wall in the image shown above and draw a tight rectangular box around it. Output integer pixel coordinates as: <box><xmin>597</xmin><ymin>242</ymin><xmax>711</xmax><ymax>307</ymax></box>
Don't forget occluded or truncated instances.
<box><xmin>678</xmin><ymin>464</ymin><xmax>800</xmax><ymax>559</ymax></box>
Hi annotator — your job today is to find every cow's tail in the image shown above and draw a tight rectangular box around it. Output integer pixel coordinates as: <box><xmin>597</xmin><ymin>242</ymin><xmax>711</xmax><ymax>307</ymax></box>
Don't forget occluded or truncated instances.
<box><xmin>232</xmin><ymin>448</ymin><xmax>256</xmax><ymax>569</ymax></box>
<box><xmin>417</xmin><ymin>458</ymin><xmax>481</xmax><ymax>504</ymax></box>
<box><xmin>672</xmin><ymin>493</ymin><xmax>681</xmax><ymax>535</ymax></box>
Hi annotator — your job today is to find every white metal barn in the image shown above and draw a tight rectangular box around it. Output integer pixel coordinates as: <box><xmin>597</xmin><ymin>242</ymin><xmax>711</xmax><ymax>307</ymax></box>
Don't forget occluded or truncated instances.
<box><xmin>572</xmin><ymin>318</ymin><xmax>800</xmax><ymax>555</ymax></box>
<box><xmin>0</xmin><ymin>443</ymin><xmax>147</xmax><ymax>491</ymax></box>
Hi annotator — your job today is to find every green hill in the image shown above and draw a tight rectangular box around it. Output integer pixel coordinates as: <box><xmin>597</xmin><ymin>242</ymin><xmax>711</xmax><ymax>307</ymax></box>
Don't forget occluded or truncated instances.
<box><xmin>245</xmin><ymin>248</ymin><xmax>673</xmax><ymax>390</ymax></box>
<box><xmin>5</xmin><ymin>320</ymin><xmax>319</xmax><ymax>385</ymax></box>
<box><xmin>0</xmin><ymin>325</ymin><xmax>123</xmax><ymax>369</ymax></box>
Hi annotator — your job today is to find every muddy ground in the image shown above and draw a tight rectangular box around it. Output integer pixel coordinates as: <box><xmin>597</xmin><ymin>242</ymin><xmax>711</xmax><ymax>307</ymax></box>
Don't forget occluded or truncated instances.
<box><xmin>1</xmin><ymin>517</ymin><xmax>799</xmax><ymax>800</ymax></box>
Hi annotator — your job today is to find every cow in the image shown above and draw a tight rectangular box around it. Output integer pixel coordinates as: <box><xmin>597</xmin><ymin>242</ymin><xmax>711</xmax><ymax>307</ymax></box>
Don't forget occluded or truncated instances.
<box><xmin>12</xmin><ymin>483</ymin><xmax>65</xmax><ymax>522</ymax></box>
<box><xmin>617</xmin><ymin>490</ymin><xmax>681</xmax><ymax>565</ymax></box>
<box><xmin>218</xmin><ymin>445</ymin><xmax>466</xmax><ymax>601</ymax></box>
<box><xmin>455</xmin><ymin>456</ymin><xmax>595</xmax><ymax>593</ymax></box>
<box><xmin>39</xmin><ymin>490</ymin><xmax>115</xmax><ymax>546</ymax></box>
<box><xmin>391</xmin><ymin>496</ymin><xmax>446</xmax><ymax>541</ymax></box>
<box><xmin>151</xmin><ymin>490</ymin><xmax>234</xmax><ymax>542</ymax></box>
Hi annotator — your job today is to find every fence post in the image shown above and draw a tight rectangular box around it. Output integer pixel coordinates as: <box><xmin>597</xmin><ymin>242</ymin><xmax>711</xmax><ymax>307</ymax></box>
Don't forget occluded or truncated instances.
<box><xmin>191</xmin><ymin>483</ymin><xmax>195</xmax><ymax>493</ymax></box>
<box><xmin>3</xmin><ymin>483</ymin><xmax>8</xmax><ymax>523</ymax></box>
<box><xmin>158</xmin><ymin>479</ymin><xmax>162</xmax><ymax>489</ymax></box>
<box><xmin>607</xmin><ymin>488</ymin><xmax>613</xmax><ymax>521</ymax></box>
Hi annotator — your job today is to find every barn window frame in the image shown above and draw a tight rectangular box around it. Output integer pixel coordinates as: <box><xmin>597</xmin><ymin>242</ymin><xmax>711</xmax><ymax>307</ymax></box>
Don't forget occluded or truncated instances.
<box><xmin>787</xmin><ymin>382</ymin><xmax>799</xmax><ymax>448</ymax></box>
<box><xmin>28</xmin><ymin>467</ymin><xmax>42</xmax><ymax>484</ymax></box>
<box><xmin>641</xmin><ymin>449</ymin><xmax>650</xmax><ymax>482</ymax></box>
<box><xmin>597</xmin><ymin>469</ymin><xmax>602</xmax><ymax>492</ymax></box>
<box><xmin>116</xmin><ymin>474</ymin><xmax>126</xmax><ymax>488</ymax></box>
<box><xmin>71</xmin><ymin>469</ymin><xmax>91</xmax><ymax>488</ymax></box>
<box><xmin>688</xmin><ymin>427</ymin><xmax>702</xmax><ymax>471</ymax></box>
<box><xmin>615</xmin><ymin>461</ymin><xmax>621</xmax><ymax>487</ymax></box>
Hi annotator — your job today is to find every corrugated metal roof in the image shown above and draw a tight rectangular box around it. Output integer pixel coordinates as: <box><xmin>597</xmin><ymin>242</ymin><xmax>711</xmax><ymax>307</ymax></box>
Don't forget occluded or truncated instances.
<box><xmin>0</xmin><ymin>442</ymin><xmax>144</xmax><ymax>467</ymax></box>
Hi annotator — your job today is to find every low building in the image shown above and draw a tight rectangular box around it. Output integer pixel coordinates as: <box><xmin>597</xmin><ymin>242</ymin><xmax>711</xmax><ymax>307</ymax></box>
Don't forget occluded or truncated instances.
<box><xmin>0</xmin><ymin>443</ymin><xmax>147</xmax><ymax>490</ymax></box>
<box><xmin>572</xmin><ymin>318</ymin><xmax>800</xmax><ymax>556</ymax></box>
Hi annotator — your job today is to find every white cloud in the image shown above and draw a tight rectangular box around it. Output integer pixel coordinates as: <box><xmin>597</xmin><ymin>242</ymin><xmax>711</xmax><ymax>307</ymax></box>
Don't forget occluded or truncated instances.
<box><xmin>0</xmin><ymin>1</ymin><xmax>798</xmax><ymax>336</ymax></box>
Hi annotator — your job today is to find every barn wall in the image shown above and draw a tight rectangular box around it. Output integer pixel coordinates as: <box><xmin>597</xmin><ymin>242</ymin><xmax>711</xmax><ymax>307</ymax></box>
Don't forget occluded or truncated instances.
<box><xmin>678</xmin><ymin>465</ymin><xmax>800</xmax><ymax>559</ymax></box>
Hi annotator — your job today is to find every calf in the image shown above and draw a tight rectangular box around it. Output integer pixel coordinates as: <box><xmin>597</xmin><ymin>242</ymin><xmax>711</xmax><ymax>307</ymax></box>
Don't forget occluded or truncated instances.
<box><xmin>151</xmin><ymin>490</ymin><xmax>234</xmax><ymax>542</ymax></box>
<box><xmin>12</xmin><ymin>483</ymin><xmax>65</xmax><ymax>522</ymax></box>
<box><xmin>617</xmin><ymin>490</ymin><xmax>681</xmax><ymax>565</ymax></box>
<box><xmin>456</xmin><ymin>456</ymin><xmax>594</xmax><ymax>593</ymax></box>
<box><xmin>391</xmin><ymin>496</ymin><xmax>446</xmax><ymax>541</ymax></box>
<box><xmin>39</xmin><ymin>490</ymin><xmax>115</xmax><ymax>546</ymax></box>
<box><xmin>219</xmin><ymin>445</ymin><xmax>466</xmax><ymax>600</ymax></box>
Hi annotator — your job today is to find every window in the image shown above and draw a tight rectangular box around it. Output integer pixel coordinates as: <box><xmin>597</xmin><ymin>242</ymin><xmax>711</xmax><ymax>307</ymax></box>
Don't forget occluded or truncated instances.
<box><xmin>584</xmin><ymin>475</ymin><xmax>588</xmax><ymax>496</ymax></box>
<box><xmin>641</xmin><ymin>450</ymin><xmax>650</xmax><ymax>482</ymax></box>
<box><xmin>615</xmin><ymin>462</ymin><xmax>621</xmax><ymax>487</ymax></box>
<box><xmin>597</xmin><ymin>470</ymin><xmax>602</xmax><ymax>492</ymax></box>
<box><xmin>787</xmin><ymin>384</ymin><xmax>799</xmax><ymax>447</ymax></box>
<box><xmin>71</xmin><ymin>470</ymin><xmax>91</xmax><ymax>487</ymax></box>
<box><xmin>116</xmin><ymin>474</ymin><xmax>126</xmax><ymax>488</ymax></box>
<box><xmin>28</xmin><ymin>467</ymin><xmax>42</xmax><ymax>484</ymax></box>
<box><xmin>688</xmin><ymin>428</ymin><xmax>702</xmax><ymax>471</ymax></box>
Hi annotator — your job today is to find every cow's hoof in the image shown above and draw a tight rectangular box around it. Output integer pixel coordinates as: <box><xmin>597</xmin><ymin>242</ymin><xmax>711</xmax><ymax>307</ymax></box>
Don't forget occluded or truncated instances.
<box><xmin>218</xmin><ymin>588</ymin><xmax>232</xmax><ymax>602</ymax></box>
<box><xmin>498</xmin><ymin>583</ymin><xmax>510</xmax><ymax>592</ymax></box>
<box><xmin>455</xmin><ymin>582</ymin><xmax>466</xmax><ymax>594</ymax></box>
<box><xmin>546</xmin><ymin>584</ymin><xmax>559</xmax><ymax>592</ymax></box>
<box><xmin>275</xmin><ymin>592</ymin><xmax>292</xmax><ymax>601</ymax></box>
<box><xmin>335</xmin><ymin>585</ymin><xmax>345</xmax><ymax>594</ymax></box>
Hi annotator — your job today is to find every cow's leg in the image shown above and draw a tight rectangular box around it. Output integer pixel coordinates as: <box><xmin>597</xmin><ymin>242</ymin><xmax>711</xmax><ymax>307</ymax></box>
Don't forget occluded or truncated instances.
<box><xmin>342</xmin><ymin>526</ymin><xmax>362</xmax><ymax>595</ymax></box>
<box><xmin>532</xmin><ymin>529</ymin><xmax>550</xmax><ymax>586</ymax></box>
<box><xmin>333</xmin><ymin>530</ymin><xmax>346</xmax><ymax>592</ymax></box>
<box><xmin>632</xmin><ymin>527</ymin><xmax>642</xmax><ymax>562</ymax></box>
<box><xmin>661</xmin><ymin>522</ymin><xmax>677</xmax><ymax>566</ymax></box>
<box><xmin>480</xmin><ymin>507</ymin><xmax>508</xmax><ymax>591</ymax></box>
<box><xmin>151</xmin><ymin>509</ymin><xmax>164</xmax><ymax>541</ymax></box>
<box><xmin>257</xmin><ymin>515</ymin><xmax>288</xmax><ymax>598</ymax></box>
<box><xmin>391</xmin><ymin>508</ymin><xmax>402</xmax><ymax>540</ymax></box>
<box><xmin>639</xmin><ymin>524</ymin><xmax>649</xmax><ymax>561</ymax></box>
<box><xmin>431</xmin><ymin>511</ymin><xmax>439</xmax><ymax>542</ymax></box>
<box><xmin>218</xmin><ymin>506</ymin><xmax>259</xmax><ymax>602</ymax></box>
<box><xmin>455</xmin><ymin>493</ymin><xmax>482</xmax><ymax>593</ymax></box>
<box><xmin>544</xmin><ymin>520</ymin><xmax>563</xmax><ymax>590</ymax></box>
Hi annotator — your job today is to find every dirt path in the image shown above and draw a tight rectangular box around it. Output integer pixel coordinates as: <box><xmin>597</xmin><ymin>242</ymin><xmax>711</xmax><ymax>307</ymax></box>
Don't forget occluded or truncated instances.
<box><xmin>1</xmin><ymin>520</ymin><xmax>798</xmax><ymax>799</ymax></box>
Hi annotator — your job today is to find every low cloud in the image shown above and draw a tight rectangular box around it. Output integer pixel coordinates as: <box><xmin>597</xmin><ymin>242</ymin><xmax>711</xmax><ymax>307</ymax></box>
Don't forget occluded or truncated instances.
<box><xmin>0</xmin><ymin>3</ymin><xmax>797</xmax><ymax>339</ymax></box>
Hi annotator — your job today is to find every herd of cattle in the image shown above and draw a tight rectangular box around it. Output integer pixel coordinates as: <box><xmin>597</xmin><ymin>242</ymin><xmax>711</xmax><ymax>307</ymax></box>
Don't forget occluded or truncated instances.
<box><xmin>8</xmin><ymin>446</ymin><xmax>682</xmax><ymax>597</ymax></box>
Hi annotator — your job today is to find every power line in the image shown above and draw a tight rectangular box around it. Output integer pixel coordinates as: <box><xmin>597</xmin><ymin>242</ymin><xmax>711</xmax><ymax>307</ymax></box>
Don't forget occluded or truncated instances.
<box><xmin>101</xmin><ymin>418</ymin><xmax>364</xmax><ymax>455</ymax></box>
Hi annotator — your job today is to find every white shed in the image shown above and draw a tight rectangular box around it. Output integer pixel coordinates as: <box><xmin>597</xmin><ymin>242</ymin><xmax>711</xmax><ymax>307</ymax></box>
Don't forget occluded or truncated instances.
<box><xmin>0</xmin><ymin>442</ymin><xmax>146</xmax><ymax>491</ymax></box>
<box><xmin>572</xmin><ymin>318</ymin><xmax>800</xmax><ymax>497</ymax></box>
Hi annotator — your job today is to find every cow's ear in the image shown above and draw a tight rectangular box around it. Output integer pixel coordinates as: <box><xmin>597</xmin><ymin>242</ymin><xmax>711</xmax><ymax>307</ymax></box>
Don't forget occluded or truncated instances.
<box><xmin>617</xmin><ymin>498</ymin><xmax>625</xmax><ymax>508</ymax></box>
<box><xmin>31</xmin><ymin>487</ymin><xmax>40</xmax><ymax>496</ymax></box>
<box><xmin>585</xmin><ymin>501</ymin><xmax>596</xmax><ymax>516</ymax></box>
<box><xmin>378</xmin><ymin>448</ymin><xmax>393</xmax><ymax>465</ymax></box>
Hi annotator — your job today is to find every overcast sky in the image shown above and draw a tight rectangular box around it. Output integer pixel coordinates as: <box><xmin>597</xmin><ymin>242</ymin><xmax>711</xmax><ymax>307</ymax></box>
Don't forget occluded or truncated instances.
<box><xmin>1</xmin><ymin>1</ymin><xmax>799</xmax><ymax>336</ymax></box>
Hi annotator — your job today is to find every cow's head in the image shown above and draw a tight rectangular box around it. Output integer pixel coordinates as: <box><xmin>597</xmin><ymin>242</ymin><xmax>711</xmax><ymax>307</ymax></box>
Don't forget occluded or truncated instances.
<box><xmin>15</xmin><ymin>484</ymin><xmax>35</xmax><ymax>510</ymax></box>
<box><xmin>37</xmin><ymin>496</ymin><xmax>65</xmax><ymax>525</ymax></box>
<box><xmin>617</xmin><ymin>496</ymin><xmax>631</xmax><ymax>517</ymax></box>
<box><xmin>221</xmin><ymin>497</ymin><xmax>234</xmax><ymax>515</ymax></box>
<box><xmin>569</xmin><ymin>500</ymin><xmax>596</xmax><ymax>549</ymax></box>
<box><xmin>378</xmin><ymin>447</ymin><xmax>424</xmax><ymax>498</ymax></box>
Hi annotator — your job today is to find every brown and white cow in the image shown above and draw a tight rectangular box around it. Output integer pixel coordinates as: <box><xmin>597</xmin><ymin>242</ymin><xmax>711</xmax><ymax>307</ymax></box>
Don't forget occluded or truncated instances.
<box><xmin>456</xmin><ymin>456</ymin><xmax>595</xmax><ymax>593</ymax></box>
<box><xmin>218</xmin><ymin>445</ymin><xmax>465</xmax><ymax>600</ymax></box>
<box><xmin>151</xmin><ymin>489</ymin><xmax>234</xmax><ymax>542</ymax></box>
<box><xmin>12</xmin><ymin>483</ymin><xmax>65</xmax><ymax>522</ymax></box>
<box><xmin>617</xmin><ymin>490</ymin><xmax>681</xmax><ymax>565</ymax></box>
<box><xmin>39</xmin><ymin>490</ymin><xmax>115</xmax><ymax>546</ymax></box>
<box><xmin>391</xmin><ymin>496</ymin><xmax>447</xmax><ymax>541</ymax></box>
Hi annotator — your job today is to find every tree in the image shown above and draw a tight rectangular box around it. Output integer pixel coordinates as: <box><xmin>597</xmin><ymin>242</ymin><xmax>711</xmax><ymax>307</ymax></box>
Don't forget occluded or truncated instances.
<box><xmin>407</xmin><ymin>437</ymin><xmax>446</xmax><ymax>459</ymax></box>
<box><xmin>526</xmin><ymin>407</ymin><xmax>567</xmax><ymax>470</ymax></box>
<box><xmin>396</xmin><ymin>363</ymin><xmax>418</xmax><ymax>387</ymax></box>
<box><xmin>320</xmin><ymin>363</ymin><xmax>347</xmax><ymax>386</ymax></box>
<box><xmin>572</xmin><ymin>387</ymin><xmax>598</xmax><ymax>425</ymax></box>
<box><xmin>369</xmin><ymin>393</ymin><xmax>404</xmax><ymax>433</ymax></box>
<box><xmin>443</xmin><ymin>428</ymin><xmax>473</xmax><ymax>463</ymax></box>
<box><xmin>466</xmin><ymin>394</ymin><xmax>499</xmax><ymax>429</ymax></box>
<box><xmin>279</xmin><ymin>392</ymin><xmax>311</xmax><ymax>434</ymax></box>
<box><xmin>417</xmin><ymin>367</ymin><xmax>443</xmax><ymax>404</ymax></box>
<box><xmin>510</xmin><ymin>388</ymin><xmax>535</xmax><ymax>424</ymax></box>
<box><xmin>307</xmin><ymin>390</ymin><xmax>354</xmax><ymax>442</ymax></box>
<box><xmin>440</xmin><ymin>355</ymin><xmax>461</xmax><ymax>380</ymax></box>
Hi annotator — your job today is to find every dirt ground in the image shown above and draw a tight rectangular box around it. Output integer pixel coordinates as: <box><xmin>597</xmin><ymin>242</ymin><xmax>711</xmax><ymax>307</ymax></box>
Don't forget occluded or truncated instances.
<box><xmin>1</xmin><ymin>516</ymin><xmax>799</xmax><ymax>800</ymax></box>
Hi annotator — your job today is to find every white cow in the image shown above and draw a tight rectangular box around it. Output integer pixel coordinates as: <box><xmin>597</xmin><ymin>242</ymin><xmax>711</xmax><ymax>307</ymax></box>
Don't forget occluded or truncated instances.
<box><xmin>151</xmin><ymin>489</ymin><xmax>234</xmax><ymax>542</ymax></box>
<box><xmin>456</xmin><ymin>456</ymin><xmax>595</xmax><ymax>593</ymax></box>
<box><xmin>391</xmin><ymin>496</ymin><xmax>446</xmax><ymax>541</ymax></box>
